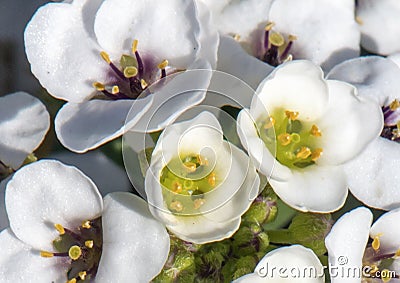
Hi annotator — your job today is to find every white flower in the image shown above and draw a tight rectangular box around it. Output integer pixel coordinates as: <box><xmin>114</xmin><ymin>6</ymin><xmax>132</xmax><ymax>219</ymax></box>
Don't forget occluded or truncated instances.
<box><xmin>328</xmin><ymin>56</ymin><xmax>400</xmax><ymax>210</ymax></box>
<box><xmin>200</xmin><ymin>0</ymin><xmax>359</xmax><ymax>89</ymax></box>
<box><xmin>237</xmin><ymin>60</ymin><xmax>383</xmax><ymax>213</ymax></box>
<box><xmin>325</xmin><ymin>207</ymin><xmax>400</xmax><ymax>282</ymax></box>
<box><xmin>144</xmin><ymin>111</ymin><xmax>260</xmax><ymax>244</ymax></box>
<box><xmin>357</xmin><ymin>0</ymin><xmax>400</xmax><ymax>55</ymax></box>
<box><xmin>25</xmin><ymin>0</ymin><xmax>218</xmax><ymax>153</ymax></box>
<box><xmin>233</xmin><ymin>245</ymin><xmax>324</xmax><ymax>283</ymax></box>
<box><xmin>0</xmin><ymin>160</ymin><xmax>170</xmax><ymax>282</ymax></box>
<box><xmin>0</xmin><ymin>91</ymin><xmax>50</xmax><ymax>231</ymax></box>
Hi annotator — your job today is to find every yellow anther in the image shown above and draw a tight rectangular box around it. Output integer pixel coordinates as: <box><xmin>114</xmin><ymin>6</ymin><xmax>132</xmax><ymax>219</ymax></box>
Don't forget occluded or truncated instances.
<box><xmin>390</xmin><ymin>99</ymin><xmax>400</xmax><ymax>111</ymax></box>
<box><xmin>278</xmin><ymin>133</ymin><xmax>292</xmax><ymax>146</ymax></box>
<box><xmin>285</xmin><ymin>110</ymin><xmax>299</xmax><ymax>120</ymax></box>
<box><xmin>140</xmin><ymin>79</ymin><xmax>148</xmax><ymax>89</ymax></box>
<box><xmin>184</xmin><ymin>162</ymin><xmax>197</xmax><ymax>172</ymax></box>
<box><xmin>158</xmin><ymin>59</ymin><xmax>169</xmax><ymax>69</ymax></box>
<box><xmin>111</xmin><ymin>85</ymin><xmax>120</xmax><ymax>95</ymax></box>
<box><xmin>290</xmin><ymin>133</ymin><xmax>301</xmax><ymax>143</ymax></box>
<box><xmin>233</xmin><ymin>34</ymin><xmax>241</xmax><ymax>41</ymax></box>
<box><xmin>85</xmin><ymin>240</ymin><xmax>94</xmax><ymax>249</ymax></box>
<box><xmin>68</xmin><ymin>245</ymin><xmax>82</xmax><ymax>261</ymax></box>
<box><xmin>395</xmin><ymin>249</ymin><xmax>400</xmax><ymax>257</ymax></box>
<box><xmin>310</xmin><ymin>125</ymin><xmax>322</xmax><ymax>137</ymax></box>
<box><xmin>40</xmin><ymin>251</ymin><xmax>54</xmax><ymax>258</ymax></box>
<box><xmin>66</xmin><ymin>279</ymin><xmax>77</xmax><ymax>283</ymax></box>
<box><xmin>197</xmin><ymin>155</ymin><xmax>208</xmax><ymax>166</ymax></box>
<box><xmin>370</xmin><ymin>264</ymin><xmax>379</xmax><ymax>273</ymax></box>
<box><xmin>288</xmin><ymin>34</ymin><xmax>297</xmax><ymax>41</ymax></box>
<box><xmin>208</xmin><ymin>172</ymin><xmax>216</xmax><ymax>186</ymax></box>
<box><xmin>82</xmin><ymin>220</ymin><xmax>91</xmax><ymax>229</ymax></box>
<box><xmin>264</xmin><ymin>117</ymin><xmax>275</xmax><ymax>129</ymax></box>
<box><xmin>172</xmin><ymin>181</ymin><xmax>182</xmax><ymax>193</ymax></box>
<box><xmin>372</xmin><ymin>234</ymin><xmax>382</xmax><ymax>251</ymax></box>
<box><xmin>269</xmin><ymin>32</ymin><xmax>285</xmax><ymax>47</ymax></box>
<box><xmin>283</xmin><ymin>54</ymin><xmax>293</xmax><ymax>63</ymax></box>
<box><xmin>100</xmin><ymin>51</ymin><xmax>111</xmax><ymax>64</ymax></box>
<box><xmin>311</xmin><ymin>148</ymin><xmax>323</xmax><ymax>161</ymax></box>
<box><xmin>78</xmin><ymin>271</ymin><xmax>87</xmax><ymax>280</ymax></box>
<box><xmin>355</xmin><ymin>16</ymin><xmax>363</xmax><ymax>25</ymax></box>
<box><xmin>170</xmin><ymin>200</ymin><xmax>183</xmax><ymax>212</ymax></box>
<box><xmin>54</xmin><ymin>223</ymin><xmax>65</xmax><ymax>235</ymax></box>
<box><xmin>93</xmin><ymin>82</ymin><xmax>105</xmax><ymax>91</ymax></box>
<box><xmin>193</xmin><ymin>198</ymin><xmax>205</xmax><ymax>209</ymax></box>
<box><xmin>123</xmin><ymin>66</ymin><xmax>138</xmax><ymax>78</ymax></box>
<box><xmin>265</xmin><ymin>22</ymin><xmax>275</xmax><ymax>31</ymax></box>
<box><xmin>381</xmin><ymin>269</ymin><xmax>393</xmax><ymax>282</ymax></box>
<box><xmin>132</xmin><ymin>39</ymin><xmax>139</xmax><ymax>53</ymax></box>
<box><xmin>296</xmin><ymin>147</ymin><xmax>312</xmax><ymax>159</ymax></box>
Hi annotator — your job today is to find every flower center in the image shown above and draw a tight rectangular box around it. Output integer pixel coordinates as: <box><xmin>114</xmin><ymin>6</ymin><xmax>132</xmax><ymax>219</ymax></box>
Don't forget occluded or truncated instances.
<box><xmin>380</xmin><ymin>99</ymin><xmax>400</xmax><ymax>142</ymax></box>
<box><xmin>160</xmin><ymin>154</ymin><xmax>217</xmax><ymax>213</ymax></box>
<box><xmin>259</xmin><ymin>22</ymin><xmax>296</xmax><ymax>67</ymax></box>
<box><xmin>40</xmin><ymin>218</ymin><xmax>103</xmax><ymax>282</ymax></box>
<box><xmin>93</xmin><ymin>39</ymin><xmax>182</xmax><ymax>100</ymax></box>
<box><xmin>362</xmin><ymin>234</ymin><xmax>400</xmax><ymax>282</ymax></box>
<box><xmin>257</xmin><ymin>109</ymin><xmax>323</xmax><ymax>169</ymax></box>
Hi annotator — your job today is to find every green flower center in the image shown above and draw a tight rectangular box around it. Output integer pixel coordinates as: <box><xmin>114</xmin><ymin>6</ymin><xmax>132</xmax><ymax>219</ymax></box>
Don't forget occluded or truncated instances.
<box><xmin>160</xmin><ymin>154</ymin><xmax>217</xmax><ymax>214</ymax></box>
<box><xmin>257</xmin><ymin>108</ymin><xmax>323</xmax><ymax>169</ymax></box>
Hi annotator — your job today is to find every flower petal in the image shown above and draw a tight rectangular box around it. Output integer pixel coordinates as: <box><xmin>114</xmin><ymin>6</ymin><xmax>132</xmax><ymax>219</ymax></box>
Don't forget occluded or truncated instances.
<box><xmin>50</xmin><ymin>151</ymin><xmax>132</xmax><ymax>196</ymax></box>
<box><xmin>325</xmin><ymin>207</ymin><xmax>372</xmax><ymax>283</ymax></box>
<box><xmin>269</xmin><ymin>165</ymin><xmax>348</xmax><ymax>212</ymax></box>
<box><xmin>357</xmin><ymin>0</ymin><xmax>400</xmax><ymax>55</ymax></box>
<box><xmin>94</xmin><ymin>0</ymin><xmax>200</xmax><ymax>67</ymax></box>
<box><xmin>0</xmin><ymin>92</ymin><xmax>49</xmax><ymax>169</ymax></box>
<box><xmin>316</xmin><ymin>80</ymin><xmax>383</xmax><ymax>165</ymax></box>
<box><xmin>256</xmin><ymin>60</ymin><xmax>329</xmax><ymax>122</ymax></box>
<box><xmin>327</xmin><ymin>56</ymin><xmax>400</xmax><ymax>106</ymax></box>
<box><xmin>55</xmin><ymin>97</ymin><xmax>151</xmax><ymax>153</ymax></box>
<box><xmin>6</xmin><ymin>160</ymin><xmax>103</xmax><ymax>251</ymax></box>
<box><xmin>370</xmin><ymin>207</ymin><xmax>400</xmax><ymax>253</ymax></box>
<box><xmin>345</xmin><ymin>138</ymin><xmax>400</xmax><ymax>210</ymax></box>
<box><xmin>238</xmin><ymin>245</ymin><xmax>324</xmax><ymax>283</ymax></box>
<box><xmin>24</xmin><ymin>0</ymin><xmax>108</xmax><ymax>102</ymax></box>
<box><xmin>96</xmin><ymin>192</ymin><xmax>170</xmax><ymax>283</ymax></box>
<box><xmin>0</xmin><ymin>228</ymin><xmax>66</xmax><ymax>282</ymax></box>
<box><xmin>216</xmin><ymin>35</ymin><xmax>274</xmax><ymax>91</ymax></box>
<box><xmin>269</xmin><ymin>0</ymin><xmax>359</xmax><ymax>70</ymax></box>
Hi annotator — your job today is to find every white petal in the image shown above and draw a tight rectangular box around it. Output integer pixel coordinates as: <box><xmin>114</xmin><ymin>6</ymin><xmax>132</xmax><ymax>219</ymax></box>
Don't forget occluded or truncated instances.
<box><xmin>0</xmin><ymin>229</ymin><xmax>66</xmax><ymax>283</ymax></box>
<box><xmin>24</xmin><ymin>0</ymin><xmax>108</xmax><ymax>102</ymax></box>
<box><xmin>55</xmin><ymin>97</ymin><xmax>151</xmax><ymax>153</ymax></box>
<box><xmin>345</xmin><ymin>138</ymin><xmax>400</xmax><ymax>210</ymax></box>
<box><xmin>96</xmin><ymin>193</ymin><xmax>169</xmax><ymax>283</ymax></box>
<box><xmin>316</xmin><ymin>80</ymin><xmax>383</xmax><ymax>165</ymax></box>
<box><xmin>0</xmin><ymin>92</ymin><xmax>49</xmax><ymax>169</ymax></box>
<box><xmin>94</xmin><ymin>0</ymin><xmax>199</xmax><ymax>67</ymax></box>
<box><xmin>325</xmin><ymin>207</ymin><xmax>372</xmax><ymax>283</ymax></box>
<box><xmin>236</xmin><ymin>109</ymin><xmax>291</xmax><ymax>181</ymax></box>
<box><xmin>370</xmin><ymin>208</ymin><xmax>400</xmax><ymax>253</ymax></box>
<box><xmin>256</xmin><ymin>60</ymin><xmax>329</xmax><ymax>122</ymax></box>
<box><xmin>388</xmin><ymin>53</ymin><xmax>400</xmax><ymax>69</ymax></box>
<box><xmin>50</xmin><ymin>151</ymin><xmax>132</xmax><ymax>196</ymax></box>
<box><xmin>252</xmin><ymin>245</ymin><xmax>324</xmax><ymax>282</ymax></box>
<box><xmin>357</xmin><ymin>0</ymin><xmax>400</xmax><ymax>55</ymax></box>
<box><xmin>327</xmin><ymin>56</ymin><xmax>400</xmax><ymax>105</ymax></box>
<box><xmin>6</xmin><ymin>160</ymin><xmax>103</xmax><ymax>251</ymax></box>
<box><xmin>269</xmin><ymin>0</ymin><xmax>359</xmax><ymax>70</ymax></box>
<box><xmin>269</xmin><ymin>165</ymin><xmax>348</xmax><ymax>213</ymax></box>
<box><xmin>216</xmin><ymin>36</ymin><xmax>274</xmax><ymax>92</ymax></box>
<box><xmin>167</xmin><ymin>215</ymin><xmax>241</xmax><ymax>244</ymax></box>
<box><xmin>232</xmin><ymin>273</ymin><xmax>266</xmax><ymax>283</ymax></box>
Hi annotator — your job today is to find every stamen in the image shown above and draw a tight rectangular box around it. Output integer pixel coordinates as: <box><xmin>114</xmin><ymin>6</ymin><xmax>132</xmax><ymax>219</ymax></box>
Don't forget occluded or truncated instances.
<box><xmin>269</xmin><ymin>32</ymin><xmax>285</xmax><ymax>47</ymax></box>
<box><xmin>310</xmin><ymin>125</ymin><xmax>322</xmax><ymax>137</ymax></box>
<box><xmin>355</xmin><ymin>16</ymin><xmax>363</xmax><ymax>25</ymax></box>
<box><xmin>85</xmin><ymin>240</ymin><xmax>94</xmax><ymax>249</ymax></box>
<box><xmin>68</xmin><ymin>246</ymin><xmax>82</xmax><ymax>261</ymax></box>
<box><xmin>158</xmin><ymin>59</ymin><xmax>169</xmax><ymax>78</ymax></box>
<box><xmin>285</xmin><ymin>110</ymin><xmax>299</xmax><ymax>121</ymax></box>
<box><xmin>100</xmin><ymin>51</ymin><xmax>111</xmax><ymax>64</ymax></box>
<box><xmin>208</xmin><ymin>172</ymin><xmax>216</xmax><ymax>186</ymax></box>
<box><xmin>111</xmin><ymin>85</ymin><xmax>120</xmax><ymax>95</ymax></box>
<box><xmin>79</xmin><ymin>271</ymin><xmax>87</xmax><ymax>280</ymax></box>
<box><xmin>172</xmin><ymin>181</ymin><xmax>183</xmax><ymax>193</ymax></box>
<box><xmin>278</xmin><ymin>133</ymin><xmax>292</xmax><ymax>146</ymax></box>
<box><xmin>372</xmin><ymin>234</ymin><xmax>382</xmax><ymax>251</ymax></box>
<box><xmin>93</xmin><ymin>82</ymin><xmax>105</xmax><ymax>91</ymax></box>
<box><xmin>296</xmin><ymin>147</ymin><xmax>312</xmax><ymax>159</ymax></box>
<box><xmin>132</xmin><ymin>39</ymin><xmax>144</xmax><ymax>77</ymax></box>
<box><xmin>82</xmin><ymin>220</ymin><xmax>91</xmax><ymax>229</ymax></box>
<box><xmin>311</xmin><ymin>148</ymin><xmax>323</xmax><ymax>161</ymax></box>
<box><xmin>40</xmin><ymin>251</ymin><xmax>54</xmax><ymax>258</ymax></box>
<box><xmin>124</xmin><ymin>66</ymin><xmax>138</xmax><ymax>78</ymax></box>
<box><xmin>54</xmin><ymin>223</ymin><xmax>65</xmax><ymax>235</ymax></box>
<box><xmin>170</xmin><ymin>200</ymin><xmax>184</xmax><ymax>212</ymax></box>
<box><xmin>381</xmin><ymin>269</ymin><xmax>393</xmax><ymax>282</ymax></box>
<box><xmin>264</xmin><ymin>117</ymin><xmax>275</xmax><ymax>129</ymax></box>
<box><xmin>184</xmin><ymin>162</ymin><xmax>197</xmax><ymax>172</ymax></box>
<box><xmin>140</xmin><ymin>79</ymin><xmax>148</xmax><ymax>89</ymax></box>
<box><xmin>280</xmin><ymin>35</ymin><xmax>297</xmax><ymax>61</ymax></box>
<box><xmin>265</xmin><ymin>22</ymin><xmax>275</xmax><ymax>31</ymax></box>
<box><xmin>67</xmin><ymin>279</ymin><xmax>77</xmax><ymax>283</ymax></box>
<box><xmin>193</xmin><ymin>198</ymin><xmax>205</xmax><ymax>209</ymax></box>
<box><xmin>264</xmin><ymin>22</ymin><xmax>275</xmax><ymax>49</ymax></box>
<box><xmin>131</xmin><ymin>39</ymin><xmax>139</xmax><ymax>54</ymax></box>
<box><xmin>390</xmin><ymin>99</ymin><xmax>400</xmax><ymax>111</ymax></box>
